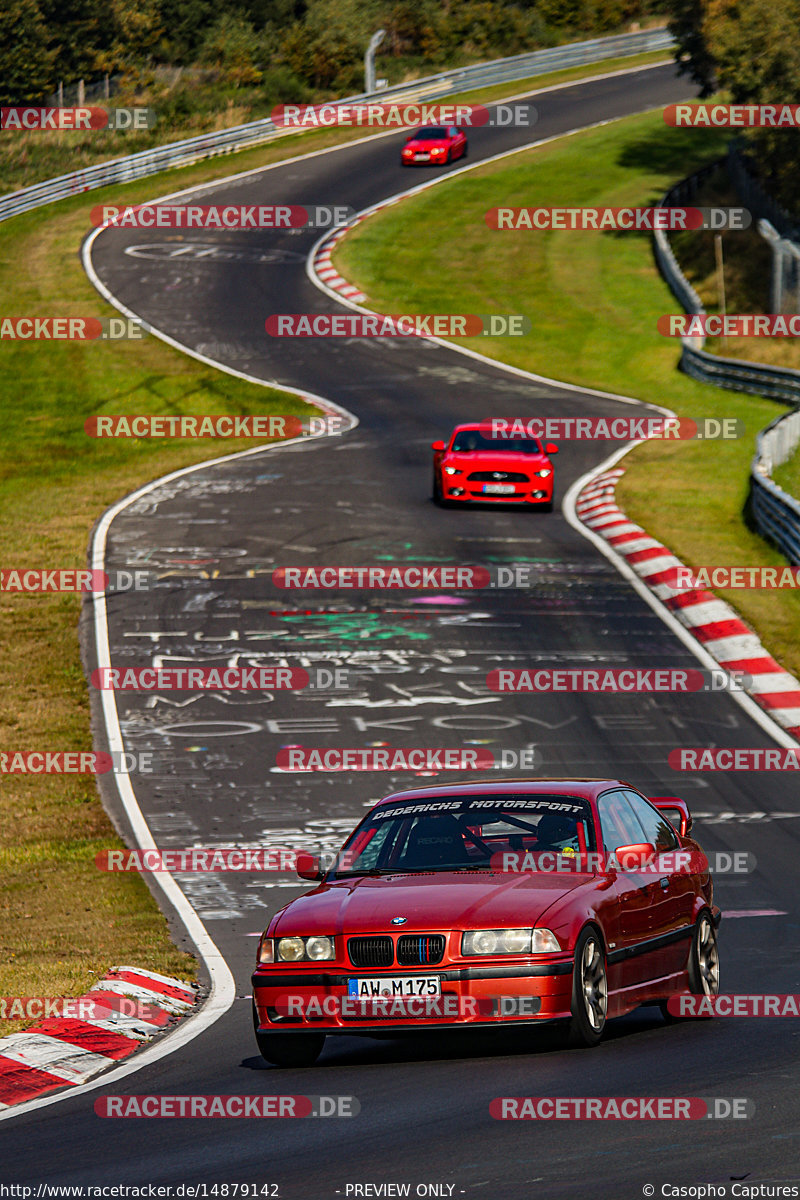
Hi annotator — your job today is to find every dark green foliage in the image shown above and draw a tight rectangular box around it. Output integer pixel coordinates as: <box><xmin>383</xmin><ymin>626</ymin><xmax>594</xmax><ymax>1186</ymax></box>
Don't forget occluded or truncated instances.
<box><xmin>3</xmin><ymin>0</ymin><xmax>658</xmax><ymax>104</ymax></box>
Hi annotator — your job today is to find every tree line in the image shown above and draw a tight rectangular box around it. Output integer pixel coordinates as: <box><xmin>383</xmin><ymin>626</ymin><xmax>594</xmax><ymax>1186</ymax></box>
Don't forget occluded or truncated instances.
<box><xmin>666</xmin><ymin>0</ymin><xmax>800</xmax><ymax>210</ymax></box>
<box><xmin>1</xmin><ymin>0</ymin><xmax>660</xmax><ymax>105</ymax></box>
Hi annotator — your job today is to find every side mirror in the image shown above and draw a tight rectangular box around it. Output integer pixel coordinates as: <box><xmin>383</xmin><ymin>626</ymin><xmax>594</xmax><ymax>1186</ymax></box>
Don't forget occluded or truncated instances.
<box><xmin>545</xmin><ymin>443</ymin><xmax>559</xmax><ymax>454</ymax></box>
<box><xmin>650</xmin><ymin>797</ymin><xmax>692</xmax><ymax>837</ymax></box>
<box><xmin>431</xmin><ymin>440</ymin><xmax>446</xmax><ymax>452</ymax></box>
<box><xmin>296</xmin><ymin>853</ymin><xmax>323</xmax><ymax>882</ymax></box>
<box><xmin>613</xmin><ymin>843</ymin><xmax>656</xmax><ymax>871</ymax></box>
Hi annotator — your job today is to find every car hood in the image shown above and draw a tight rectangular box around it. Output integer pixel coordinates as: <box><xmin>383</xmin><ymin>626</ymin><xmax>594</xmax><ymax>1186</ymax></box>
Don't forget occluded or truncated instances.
<box><xmin>271</xmin><ymin>871</ymin><xmax>588</xmax><ymax>936</ymax></box>
<box><xmin>444</xmin><ymin>451</ymin><xmax>550</xmax><ymax>470</ymax></box>
<box><xmin>404</xmin><ymin>138</ymin><xmax>449</xmax><ymax>151</ymax></box>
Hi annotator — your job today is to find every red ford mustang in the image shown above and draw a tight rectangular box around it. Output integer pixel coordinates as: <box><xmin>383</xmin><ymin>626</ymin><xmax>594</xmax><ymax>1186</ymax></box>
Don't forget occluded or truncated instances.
<box><xmin>252</xmin><ymin>779</ymin><xmax>721</xmax><ymax>1066</ymax></box>
<box><xmin>432</xmin><ymin>423</ymin><xmax>558</xmax><ymax>509</ymax></box>
<box><xmin>401</xmin><ymin>125</ymin><xmax>467</xmax><ymax>166</ymax></box>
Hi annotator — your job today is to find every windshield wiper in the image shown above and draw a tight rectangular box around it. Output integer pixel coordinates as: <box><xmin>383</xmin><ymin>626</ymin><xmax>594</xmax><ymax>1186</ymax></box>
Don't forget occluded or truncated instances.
<box><xmin>332</xmin><ymin>868</ymin><xmax>400</xmax><ymax>877</ymax></box>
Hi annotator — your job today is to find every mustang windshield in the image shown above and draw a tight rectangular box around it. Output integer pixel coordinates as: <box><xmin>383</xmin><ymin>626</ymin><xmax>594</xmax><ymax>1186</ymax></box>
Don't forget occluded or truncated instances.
<box><xmin>451</xmin><ymin>431</ymin><xmax>543</xmax><ymax>454</ymax></box>
<box><xmin>330</xmin><ymin>795</ymin><xmax>597</xmax><ymax>876</ymax></box>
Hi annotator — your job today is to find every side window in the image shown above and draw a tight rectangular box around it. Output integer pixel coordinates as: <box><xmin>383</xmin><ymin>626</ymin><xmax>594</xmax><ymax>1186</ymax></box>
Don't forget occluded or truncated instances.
<box><xmin>449</xmin><ymin>126</ymin><xmax>459</xmax><ymax>137</ymax></box>
<box><xmin>624</xmin><ymin>791</ymin><xmax>679</xmax><ymax>853</ymax></box>
<box><xmin>341</xmin><ymin>819</ymin><xmax>398</xmax><ymax>871</ymax></box>
<box><xmin>597</xmin><ymin>792</ymin><xmax>647</xmax><ymax>854</ymax></box>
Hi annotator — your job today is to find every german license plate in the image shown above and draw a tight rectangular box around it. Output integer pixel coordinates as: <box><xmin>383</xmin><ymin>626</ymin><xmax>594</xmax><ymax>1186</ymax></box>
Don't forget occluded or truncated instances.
<box><xmin>414</xmin><ymin>153</ymin><xmax>430</xmax><ymax>161</ymax></box>
<box><xmin>483</xmin><ymin>483</ymin><xmax>515</xmax><ymax>494</ymax></box>
<box><xmin>347</xmin><ymin>976</ymin><xmax>441</xmax><ymax>997</ymax></box>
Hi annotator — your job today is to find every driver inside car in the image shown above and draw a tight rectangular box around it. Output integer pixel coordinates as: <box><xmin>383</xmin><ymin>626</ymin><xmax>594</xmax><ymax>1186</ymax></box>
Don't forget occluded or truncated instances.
<box><xmin>534</xmin><ymin>813</ymin><xmax>580</xmax><ymax>852</ymax></box>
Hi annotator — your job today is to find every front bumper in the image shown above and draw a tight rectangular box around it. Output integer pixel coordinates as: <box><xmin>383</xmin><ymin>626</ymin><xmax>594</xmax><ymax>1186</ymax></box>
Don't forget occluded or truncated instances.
<box><xmin>442</xmin><ymin>480</ymin><xmax>553</xmax><ymax>503</ymax></box>
<box><xmin>445</xmin><ymin>491</ymin><xmax>552</xmax><ymax>504</ymax></box>
<box><xmin>252</xmin><ymin>958</ymin><xmax>575</xmax><ymax>1036</ymax></box>
<box><xmin>402</xmin><ymin>154</ymin><xmax>450</xmax><ymax>165</ymax></box>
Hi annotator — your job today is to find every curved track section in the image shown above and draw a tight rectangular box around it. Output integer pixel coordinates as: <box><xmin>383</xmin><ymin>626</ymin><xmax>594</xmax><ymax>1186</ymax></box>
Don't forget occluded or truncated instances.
<box><xmin>2</xmin><ymin>63</ymin><xmax>799</xmax><ymax>1198</ymax></box>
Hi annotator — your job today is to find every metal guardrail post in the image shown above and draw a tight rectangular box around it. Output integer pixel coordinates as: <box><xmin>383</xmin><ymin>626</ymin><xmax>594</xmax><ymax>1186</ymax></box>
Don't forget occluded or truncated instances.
<box><xmin>757</xmin><ymin>219</ymin><xmax>784</xmax><ymax>313</ymax></box>
<box><xmin>365</xmin><ymin>30</ymin><xmax>386</xmax><ymax>95</ymax></box>
<box><xmin>654</xmin><ymin>166</ymin><xmax>800</xmax><ymax>564</ymax></box>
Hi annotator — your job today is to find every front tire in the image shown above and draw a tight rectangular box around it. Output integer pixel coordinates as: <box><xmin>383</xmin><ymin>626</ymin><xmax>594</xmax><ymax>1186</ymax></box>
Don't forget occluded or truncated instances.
<box><xmin>432</xmin><ymin>470</ymin><xmax>444</xmax><ymax>505</ymax></box>
<box><xmin>567</xmin><ymin>927</ymin><xmax>607</xmax><ymax>1047</ymax></box>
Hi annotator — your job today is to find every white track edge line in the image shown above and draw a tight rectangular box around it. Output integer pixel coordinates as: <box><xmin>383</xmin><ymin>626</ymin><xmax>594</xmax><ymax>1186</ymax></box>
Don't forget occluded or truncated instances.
<box><xmin>0</xmin><ymin>292</ymin><xmax>360</xmax><ymax>1134</ymax></box>
<box><xmin>79</xmin><ymin>59</ymin><xmax>675</xmax><ymax>227</ymax></box>
<box><xmin>305</xmin><ymin>104</ymin><xmax>685</xmax><ymax>409</ymax></box>
<box><xmin>562</xmin><ymin>445</ymin><xmax>800</xmax><ymax>750</ymax></box>
<box><xmin>0</xmin><ymin>61</ymin><xmax>688</xmax><ymax>1121</ymax></box>
<box><xmin>305</xmin><ymin>97</ymin><xmax>800</xmax><ymax>752</ymax></box>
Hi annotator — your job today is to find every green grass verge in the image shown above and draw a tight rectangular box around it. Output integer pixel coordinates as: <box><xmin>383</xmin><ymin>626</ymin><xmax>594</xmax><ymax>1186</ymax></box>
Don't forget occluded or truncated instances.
<box><xmin>0</xmin><ymin>151</ymin><xmax>325</xmax><ymax>1039</ymax></box>
<box><xmin>334</xmin><ymin>107</ymin><xmax>800</xmax><ymax>677</ymax></box>
<box><xmin>1</xmin><ymin>49</ymin><xmax>669</xmax><ymax>194</ymax></box>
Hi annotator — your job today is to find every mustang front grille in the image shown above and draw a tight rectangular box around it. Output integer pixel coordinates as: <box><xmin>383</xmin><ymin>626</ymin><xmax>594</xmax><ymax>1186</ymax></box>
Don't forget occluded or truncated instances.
<box><xmin>466</xmin><ymin>471</ymin><xmax>528</xmax><ymax>482</ymax></box>
<box><xmin>397</xmin><ymin>934</ymin><xmax>446</xmax><ymax>965</ymax></box>
<box><xmin>348</xmin><ymin>936</ymin><xmax>394</xmax><ymax>968</ymax></box>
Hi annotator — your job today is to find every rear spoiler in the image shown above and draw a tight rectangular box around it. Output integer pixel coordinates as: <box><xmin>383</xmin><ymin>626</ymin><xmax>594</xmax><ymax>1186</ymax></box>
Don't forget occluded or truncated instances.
<box><xmin>649</xmin><ymin>796</ymin><xmax>692</xmax><ymax>837</ymax></box>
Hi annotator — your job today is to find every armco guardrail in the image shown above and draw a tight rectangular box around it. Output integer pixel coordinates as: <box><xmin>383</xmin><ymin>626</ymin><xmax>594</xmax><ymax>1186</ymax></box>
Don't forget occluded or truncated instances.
<box><xmin>0</xmin><ymin>27</ymin><xmax>673</xmax><ymax>225</ymax></box>
<box><xmin>653</xmin><ymin>159</ymin><xmax>800</xmax><ymax>564</ymax></box>
<box><xmin>752</xmin><ymin>412</ymin><xmax>800</xmax><ymax>565</ymax></box>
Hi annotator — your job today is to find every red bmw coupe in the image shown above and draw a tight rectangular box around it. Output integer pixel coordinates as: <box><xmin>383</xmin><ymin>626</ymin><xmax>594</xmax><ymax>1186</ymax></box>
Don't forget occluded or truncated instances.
<box><xmin>401</xmin><ymin>125</ymin><xmax>467</xmax><ymax>166</ymax></box>
<box><xmin>252</xmin><ymin>779</ymin><xmax>721</xmax><ymax>1066</ymax></box>
<box><xmin>432</xmin><ymin>423</ymin><xmax>558</xmax><ymax>509</ymax></box>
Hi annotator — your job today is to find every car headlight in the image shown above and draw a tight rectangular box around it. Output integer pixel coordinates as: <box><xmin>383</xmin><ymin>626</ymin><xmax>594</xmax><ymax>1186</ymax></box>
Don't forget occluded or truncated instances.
<box><xmin>305</xmin><ymin>935</ymin><xmax>335</xmax><ymax>961</ymax></box>
<box><xmin>463</xmin><ymin>928</ymin><xmax>531</xmax><ymax>956</ymax></box>
<box><xmin>533</xmin><ymin>469</ymin><xmax>552</xmax><ymax>478</ymax></box>
<box><xmin>270</xmin><ymin>935</ymin><xmax>336</xmax><ymax>963</ymax></box>
<box><xmin>277</xmin><ymin>937</ymin><xmax>306</xmax><ymax>961</ymax></box>
<box><xmin>444</xmin><ymin>467</ymin><xmax>461</xmax><ymax>475</ymax></box>
<box><xmin>461</xmin><ymin>928</ymin><xmax>560</xmax><ymax>955</ymax></box>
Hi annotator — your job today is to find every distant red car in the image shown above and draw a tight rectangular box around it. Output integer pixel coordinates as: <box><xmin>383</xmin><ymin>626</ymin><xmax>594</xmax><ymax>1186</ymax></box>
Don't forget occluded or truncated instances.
<box><xmin>252</xmin><ymin>779</ymin><xmax>721</xmax><ymax>1066</ymax></box>
<box><xmin>401</xmin><ymin>125</ymin><xmax>467</xmax><ymax>166</ymax></box>
<box><xmin>432</xmin><ymin>422</ymin><xmax>558</xmax><ymax>509</ymax></box>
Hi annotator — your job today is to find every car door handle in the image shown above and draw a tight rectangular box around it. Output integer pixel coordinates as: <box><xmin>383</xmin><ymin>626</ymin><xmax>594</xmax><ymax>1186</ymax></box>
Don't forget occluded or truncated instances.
<box><xmin>659</xmin><ymin>877</ymin><xmax>670</xmax><ymax>890</ymax></box>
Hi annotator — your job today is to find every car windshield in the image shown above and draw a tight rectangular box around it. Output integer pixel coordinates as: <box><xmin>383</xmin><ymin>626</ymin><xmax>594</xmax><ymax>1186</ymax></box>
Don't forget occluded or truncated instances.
<box><xmin>414</xmin><ymin>128</ymin><xmax>449</xmax><ymax>140</ymax></box>
<box><xmin>451</xmin><ymin>431</ymin><xmax>543</xmax><ymax>454</ymax></box>
<box><xmin>329</xmin><ymin>795</ymin><xmax>597</xmax><ymax>876</ymax></box>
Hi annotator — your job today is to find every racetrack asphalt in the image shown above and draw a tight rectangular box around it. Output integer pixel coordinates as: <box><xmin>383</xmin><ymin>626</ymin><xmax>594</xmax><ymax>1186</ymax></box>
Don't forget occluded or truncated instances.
<box><xmin>3</xmin><ymin>61</ymin><xmax>799</xmax><ymax>1198</ymax></box>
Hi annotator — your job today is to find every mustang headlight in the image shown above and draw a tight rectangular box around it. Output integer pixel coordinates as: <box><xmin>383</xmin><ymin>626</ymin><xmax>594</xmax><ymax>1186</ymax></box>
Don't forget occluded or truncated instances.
<box><xmin>461</xmin><ymin>928</ymin><xmax>560</xmax><ymax>956</ymax></box>
<box><xmin>444</xmin><ymin>467</ymin><xmax>461</xmax><ymax>475</ymax></box>
<box><xmin>533</xmin><ymin>469</ymin><xmax>552</xmax><ymax>478</ymax></box>
<box><xmin>270</xmin><ymin>935</ymin><xmax>336</xmax><ymax>963</ymax></box>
